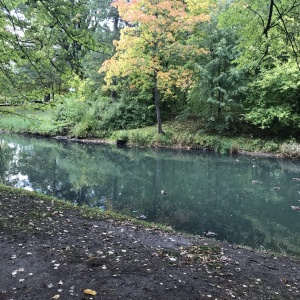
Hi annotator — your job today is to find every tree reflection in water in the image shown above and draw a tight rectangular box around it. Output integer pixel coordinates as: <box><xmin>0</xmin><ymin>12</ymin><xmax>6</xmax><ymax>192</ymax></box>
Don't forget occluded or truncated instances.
<box><xmin>1</xmin><ymin>133</ymin><xmax>300</xmax><ymax>256</ymax></box>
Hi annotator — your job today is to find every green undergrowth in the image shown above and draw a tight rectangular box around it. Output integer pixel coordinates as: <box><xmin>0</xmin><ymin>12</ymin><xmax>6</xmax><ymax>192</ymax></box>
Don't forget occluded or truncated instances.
<box><xmin>110</xmin><ymin>121</ymin><xmax>292</xmax><ymax>156</ymax></box>
<box><xmin>0</xmin><ymin>107</ymin><xmax>60</xmax><ymax>136</ymax></box>
<box><xmin>280</xmin><ymin>142</ymin><xmax>300</xmax><ymax>158</ymax></box>
<box><xmin>1</xmin><ymin>107</ymin><xmax>300</xmax><ymax>157</ymax></box>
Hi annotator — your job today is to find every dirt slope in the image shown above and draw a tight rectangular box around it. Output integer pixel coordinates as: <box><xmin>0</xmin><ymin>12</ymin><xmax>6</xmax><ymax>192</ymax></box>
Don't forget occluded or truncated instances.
<box><xmin>0</xmin><ymin>188</ymin><xmax>299</xmax><ymax>299</ymax></box>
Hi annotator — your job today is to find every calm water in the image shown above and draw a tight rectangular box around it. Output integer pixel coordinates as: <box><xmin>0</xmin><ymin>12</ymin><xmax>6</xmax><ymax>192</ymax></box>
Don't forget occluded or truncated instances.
<box><xmin>1</xmin><ymin>133</ymin><xmax>300</xmax><ymax>256</ymax></box>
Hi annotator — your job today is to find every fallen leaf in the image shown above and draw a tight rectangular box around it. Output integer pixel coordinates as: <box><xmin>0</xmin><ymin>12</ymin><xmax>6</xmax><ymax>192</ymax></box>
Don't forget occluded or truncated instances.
<box><xmin>84</xmin><ymin>289</ymin><xmax>97</xmax><ymax>295</ymax></box>
<box><xmin>52</xmin><ymin>295</ymin><xmax>60</xmax><ymax>299</ymax></box>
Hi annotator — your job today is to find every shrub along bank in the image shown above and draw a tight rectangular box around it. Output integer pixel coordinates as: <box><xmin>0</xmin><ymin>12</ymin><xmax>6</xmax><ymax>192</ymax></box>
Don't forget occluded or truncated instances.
<box><xmin>0</xmin><ymin>106</ymin><xmax>300</xmax><ymax>158</ymax></box>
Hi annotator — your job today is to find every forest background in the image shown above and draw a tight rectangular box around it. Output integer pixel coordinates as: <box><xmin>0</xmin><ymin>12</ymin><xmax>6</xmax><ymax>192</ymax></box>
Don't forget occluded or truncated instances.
<box><xmin>0</xmin><ymin>0</ymin><xmax>299</xmax><ymax>155</ymax></box>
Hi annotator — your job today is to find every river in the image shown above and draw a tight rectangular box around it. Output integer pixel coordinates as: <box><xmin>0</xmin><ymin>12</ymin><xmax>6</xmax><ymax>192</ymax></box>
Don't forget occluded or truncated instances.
<box><xmin>1</xmin><ymin>133</ymin><xmax>300</xmax><ymax>256</ymax></box>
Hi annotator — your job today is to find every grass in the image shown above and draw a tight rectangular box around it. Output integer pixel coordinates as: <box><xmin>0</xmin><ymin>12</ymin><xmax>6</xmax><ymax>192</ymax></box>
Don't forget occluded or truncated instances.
<box><xmin>169</xmin><ymin>121</ymin><xmax>283</xmax><ymax>153</ymax></box>
<box><xmin>280</xmin><ymin>142</ymin><xmax>300</xmax><ymax>158</ymax></box>
<box><xmin>0</xmin><ymin>184</ymin><xmax>174</xmax><ymax>233</ymax></box>
<box><xmin>0</xmin><ymin>106</ymin><xmax>61</xmax><ymax>136</ymax></box>
<box><xmin>1</xmin><ymin>106</ymin><xmax>299</xmax><ymax>157</ymax></box>
<box><xmin>112</xmin><ymin>120</ymin><xmax>284</xmax><ymax>155</ymax></box>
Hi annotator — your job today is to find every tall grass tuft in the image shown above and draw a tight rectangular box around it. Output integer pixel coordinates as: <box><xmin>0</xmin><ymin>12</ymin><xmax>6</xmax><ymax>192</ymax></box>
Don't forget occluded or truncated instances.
<box><xmin>0</xmin><ymin>108</ymin><xmax>60</xmax><ymax>136</ymax></box>
<box><xmin>280</xmin><ymin>142</ymin><xmax>300</xmax><ymax>158</ymax></box>
<box><xmin>129</xmin><ymin>131</ymin><xmax>152</xmax><ymax>147</ymax></box>
<box><xmin>0</xmin><ymin>114</ymin><xmax>33</xmax><ymax>132</ymax></box>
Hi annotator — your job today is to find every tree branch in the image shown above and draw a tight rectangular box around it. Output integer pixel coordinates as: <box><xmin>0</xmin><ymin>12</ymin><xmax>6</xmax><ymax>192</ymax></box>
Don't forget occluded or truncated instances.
<box><xmin>262</xmin><ymin>0</ymin><xmax>274</xmax><ymax>37</ymax></box>
<box><xmin>273</xmin><ymin>1</ymin><xmax>300</xmax><ymax>70</ymax></box>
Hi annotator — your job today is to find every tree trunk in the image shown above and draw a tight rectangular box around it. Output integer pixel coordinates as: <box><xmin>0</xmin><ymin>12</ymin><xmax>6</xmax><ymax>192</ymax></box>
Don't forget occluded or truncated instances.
<box><xmin>153</xmin><ymin>70</ymin><xmax>164</xmax><ymax>134</ymax></box>
<box><xmin>111</xmin><ymin>76</ymin><xmax>117</xmax><ymax>100</ymax></box>
<box><xmin>44</xmin><ymin>93</ymin><xmax>50</xmax><ymax>102</ymax></box>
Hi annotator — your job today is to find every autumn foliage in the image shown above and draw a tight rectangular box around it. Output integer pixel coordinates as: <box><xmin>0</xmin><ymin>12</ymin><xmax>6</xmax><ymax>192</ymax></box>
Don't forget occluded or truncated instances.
<box><xmin>99</xmin><ymin>0</ymin><xmax>210</xmax><ymax>133</ymax></box>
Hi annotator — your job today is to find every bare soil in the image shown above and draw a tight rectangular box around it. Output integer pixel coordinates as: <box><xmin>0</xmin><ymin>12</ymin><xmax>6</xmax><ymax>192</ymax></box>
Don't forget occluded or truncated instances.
<box><xmin>0</xmin><ymin>187</ymin><xmax>300</xmax><ymax>300</ymax></box>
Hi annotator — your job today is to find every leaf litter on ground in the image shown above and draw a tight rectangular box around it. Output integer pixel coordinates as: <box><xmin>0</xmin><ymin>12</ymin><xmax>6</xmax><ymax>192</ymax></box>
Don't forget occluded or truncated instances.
<box><xmin>0</xmin><ymin>186</ymin><xmax>300</xmax><ymax>299</ymax></box>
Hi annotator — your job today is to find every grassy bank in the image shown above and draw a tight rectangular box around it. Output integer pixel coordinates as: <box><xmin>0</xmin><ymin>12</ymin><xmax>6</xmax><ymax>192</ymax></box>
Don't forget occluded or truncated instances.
<box><xmin>0</xmin><ymin>185</ymin><xmax>174</xmax><ymax>233</ymax></box>
<box><xmin>1</xmin><ymin>106</ymin><xmax>300</xmax><ymax>158</ymax></box>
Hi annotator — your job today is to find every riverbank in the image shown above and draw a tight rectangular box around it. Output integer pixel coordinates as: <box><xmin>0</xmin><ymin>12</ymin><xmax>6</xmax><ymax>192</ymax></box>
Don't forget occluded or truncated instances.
<box><xmin>1</xmin><ymin>107</ymin><xmax>300</xmax><ymax>158</ymax></box>
<box><xmin>1</xmin><ymin>185</ymin><xmax>300</xmax><ymax>299</ymax></box>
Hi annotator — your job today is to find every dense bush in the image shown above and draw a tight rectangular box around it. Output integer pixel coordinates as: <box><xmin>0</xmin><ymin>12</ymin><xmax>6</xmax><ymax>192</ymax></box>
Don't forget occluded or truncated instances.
<box><xmin>93</xmin><ymin>96</ymin><xmax>155</xmax><ymax>131</ymax></box>
<box><xmin>54</xmin><ymin>94</ymin><xmax>156</xmax><ymax>137</ymax></box>
<box><xmin>245</xmin><ymin>60</ymin><xmax>300</xmax><ymax>135</ymax></box>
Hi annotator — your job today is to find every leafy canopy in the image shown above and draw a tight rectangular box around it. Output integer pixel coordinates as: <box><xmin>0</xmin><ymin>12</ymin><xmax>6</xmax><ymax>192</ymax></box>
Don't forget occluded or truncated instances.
<box><xmin>220</xmin><ymin>0</ymin><xmax>300</xmax><ymax>70</ymax></box>
<box><xmin>100</xmin><ymin>0</ymin><xmax>210</xmax><ymax>95</ymax></box>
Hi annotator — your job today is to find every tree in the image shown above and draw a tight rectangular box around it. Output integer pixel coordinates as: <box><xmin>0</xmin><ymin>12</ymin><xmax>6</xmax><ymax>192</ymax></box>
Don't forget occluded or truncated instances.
<box><xmin>220</xmin><ymin>0</ymin><xmax>300</xmax><ymax>70</ymax></box>
<box><xmin>99</xmin><ymin>0</ymin><xmax>209</xmax><ymax>134</ymax></box>
<box><xmin>219</xmin><ymin>0</ymin><xmax>300</xmax><ymax>134</ymax></box>
<box><xmin>245</xmin><ymin>59</ymin><xmax>300</xmax><ymax>134</ymax></box>
<box><xmin>187</xmin><ymin>3</ymin><xmax>247</xmax><ymax>133</ymax></box>
<box><xmin>81</xmin><ymin>0</ymin><xmax>122</xmax><ymax>98</ymax></box>
<box><xmin>0</xmin><ymin>0</ymin><xmax>115</xmax><ymax>102</ymax></box>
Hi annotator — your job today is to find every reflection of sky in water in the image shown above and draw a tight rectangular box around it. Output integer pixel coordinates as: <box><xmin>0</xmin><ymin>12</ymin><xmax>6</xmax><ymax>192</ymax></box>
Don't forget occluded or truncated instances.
<box><xmin>1</xmin><ymin>133</ymin><xmax>300</xmax><ymax>256</ymax></box>
<box><xmin>8</xmin><ymin>172</ymin><xmax>33</xmax><ymax>191</ymax></box>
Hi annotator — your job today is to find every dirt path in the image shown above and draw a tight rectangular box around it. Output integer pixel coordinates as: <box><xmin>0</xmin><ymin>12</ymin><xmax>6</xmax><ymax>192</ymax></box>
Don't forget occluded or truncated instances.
<box><xmin>0</xmin><ymin>187</ymin><xmax>300</xmax><ymax>299</ymax></box>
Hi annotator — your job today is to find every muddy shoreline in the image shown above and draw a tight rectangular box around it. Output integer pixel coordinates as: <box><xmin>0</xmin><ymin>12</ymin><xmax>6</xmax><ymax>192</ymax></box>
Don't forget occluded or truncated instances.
<box><xmin>0</xmin><ymin>187</ymin><xmax>300</xmax><ymax>299</ymax></box>
<box><xmin>0</xmin><ymin>130</ymin><xmax>288</xmax><ymax>159</ymax></box>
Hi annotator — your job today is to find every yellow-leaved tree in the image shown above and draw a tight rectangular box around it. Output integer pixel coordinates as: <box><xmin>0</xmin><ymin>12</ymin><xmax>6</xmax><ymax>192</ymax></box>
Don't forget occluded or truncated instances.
<box><xmin>99</xmin><ymin>0</ymin><xmax>210</xmax><ymax>134</ymax></box>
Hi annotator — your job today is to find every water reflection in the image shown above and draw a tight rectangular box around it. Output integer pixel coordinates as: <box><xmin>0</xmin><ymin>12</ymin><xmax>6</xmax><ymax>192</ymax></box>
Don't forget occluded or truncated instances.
<box><xmin>1</xmin><ymin>133</ymin><xmax>300</xmax><ymax>256</ymax></box>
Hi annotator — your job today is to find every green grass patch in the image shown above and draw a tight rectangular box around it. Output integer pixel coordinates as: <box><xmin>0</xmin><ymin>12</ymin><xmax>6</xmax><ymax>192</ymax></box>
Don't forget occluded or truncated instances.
<box><xmin>0</xmin><ymin>107</ymin><xmax>297</xmax><ymax>157</ymax></box>
<box><xmin>0</xmin><ymin>106</ymin><xmax>60</xmax><ymax>136</ymax></box>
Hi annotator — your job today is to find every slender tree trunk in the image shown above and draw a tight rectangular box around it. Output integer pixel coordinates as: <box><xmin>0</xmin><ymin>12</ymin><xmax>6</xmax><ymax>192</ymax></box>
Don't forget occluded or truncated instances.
<box><xmin>51</xmin><ymin>84</ymin><xmax>54</xmax><ymax>101</ymax></box>
<box><xmin>153</xmin><ymin>70</ymin><xmax>164</xmax><ymax>134</ymax></box>
<box><xmin>111</xmin><ymin>76</ymin><xmax>117</xmax><ymax>100</ymax></box>
<box><xmin>44</xmin><ymin>93</ymin><xmax>50</xmax><ymax>102</ymax></box>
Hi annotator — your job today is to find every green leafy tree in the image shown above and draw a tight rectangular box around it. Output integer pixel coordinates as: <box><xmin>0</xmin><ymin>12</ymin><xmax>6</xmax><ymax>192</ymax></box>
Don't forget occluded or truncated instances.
<box><xmin>221</xmin><ymin>0</ymin><xmax>300</xmax><ymax>70</ymax></box>
<box><xmin>245</xmin><ymin>59</ymin><xmax>300</xmax><ymax>134</ymax></box>
<box><xmin>0</xmin><ymin>0</ymin><xmax>115</xmax><ymax>102</ymax></box>
<box><xmin>219</xmin><ymin>0</ymin><xmax>300</xmax><ymax>135</ymax></box>
<box><xmin>81</xmin><ymin>0</ymin><xmax>121</xmax><ymax>98</ymax></box>
<box><xmin>187</xmin><ymin>3</ymin><xmax>247</xmax><ymax>132</ymax></box>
